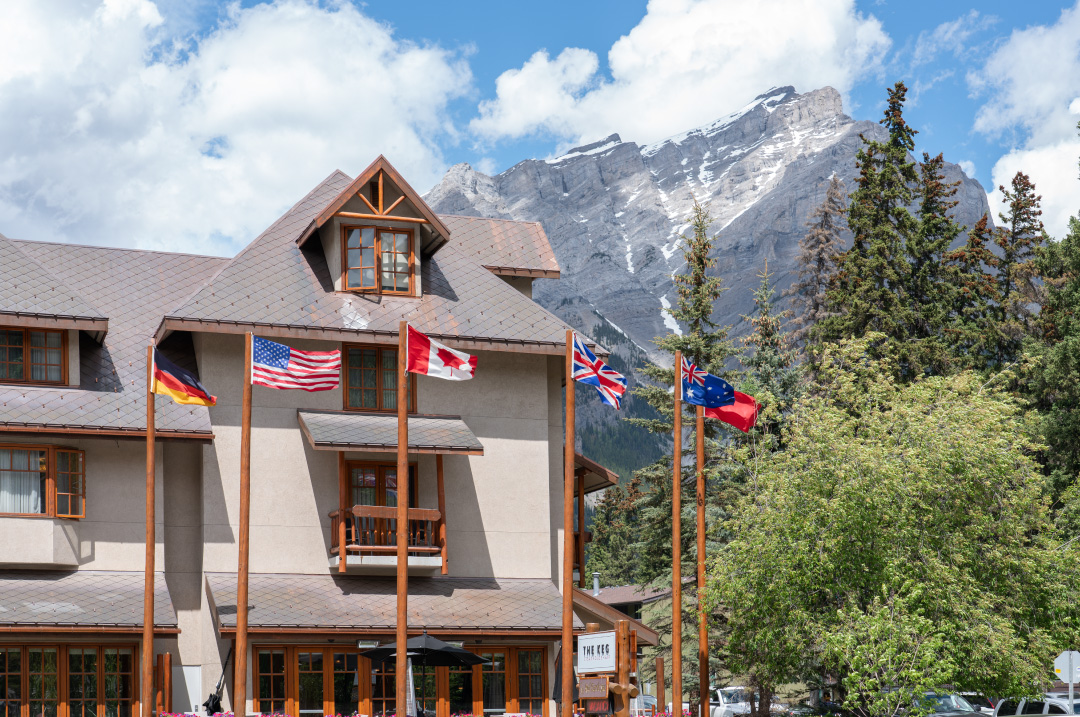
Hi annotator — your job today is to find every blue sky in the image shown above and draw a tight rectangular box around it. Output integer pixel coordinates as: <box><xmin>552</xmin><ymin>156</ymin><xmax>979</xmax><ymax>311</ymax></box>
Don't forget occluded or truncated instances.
<box><xmin>0</xmin><ymin>0</ymin><xmax>1077</xmax><ymax>255</ymax></box>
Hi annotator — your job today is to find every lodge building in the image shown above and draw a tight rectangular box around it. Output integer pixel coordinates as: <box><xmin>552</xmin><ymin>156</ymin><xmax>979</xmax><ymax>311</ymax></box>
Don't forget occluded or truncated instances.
<box><xmin>0</xmin><ymin>157</ymin><xmax>656</xmax><ymax>717</ymax></box>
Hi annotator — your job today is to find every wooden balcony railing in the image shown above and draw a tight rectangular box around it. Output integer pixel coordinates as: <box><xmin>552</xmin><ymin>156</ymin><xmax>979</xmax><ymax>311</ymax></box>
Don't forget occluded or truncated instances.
<box><xmin>330</xmin><ymin>505</ymin><xmax>445</xmax><ymax>569</ymax></box>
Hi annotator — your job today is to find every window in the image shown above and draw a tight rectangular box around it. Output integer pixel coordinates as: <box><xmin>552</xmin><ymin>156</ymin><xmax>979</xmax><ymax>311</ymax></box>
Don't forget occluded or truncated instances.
<box><xmin>253</xmin><ymin>646</ymin><xmax>546</xmax><ymax>717</ymax></box>
<box><xmin>342</xmin><ymin>226</ymin><xmax>415</xmax><ymax>295</ymax></box>
<box><xmin>0</xmin><ymin>445</ymin><xmax>86</xmax><ymax>518</ymax></box>
<box><xmin>1022</xmin><ymin>703</ymin><xmax>1046</xmax><ymax>715</ymax></box>
<box><xmin>0</xmin><ymin>328</ymin><xmax>65</xmax><ymax>385</ymax></box>
<box><xmin>0</xmin><ymin>645</ymin><xmax>135</xmax><ymax>717</ymax></box>
<box><xmin>343</xmin><ymin>345</ymin><xmax>416</xmax><ymax>412</ymax></box>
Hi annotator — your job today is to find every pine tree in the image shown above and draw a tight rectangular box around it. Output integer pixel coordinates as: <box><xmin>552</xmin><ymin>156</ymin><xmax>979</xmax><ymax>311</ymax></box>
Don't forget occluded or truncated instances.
<box><xmin>820</xmin><ymin>82</ymin><xmax>920</xmax><ymax>358</ymax></box>
<box><xmin>625</xmin><ymin>199</ymin><xmax>737</xmax><ymax>709</ymax></box>
<box><xmin>584</xmin><ymin>479</ymin><xmax>643</xmax><ymax>587</ymax></box>
<box><xmin>944</xmin><ymin>213</ymin><xmax>1000</xmax><ymax>370</ymax></box>
<box><xmin>900</xmin><ymin>152</ymin><xmax>964</xmax><ymax>374</ymax></box>
<box><xmin>741</xmin><ymin>264</ymin><xmax>800</xmax><ymax>445</ymax></box>
<box><xmin>993</xmin><ymin>171</ymin><xmax>1048</xmax><ymax>365</ymax></box>
<box><xmin>789</xmin><ymin>175</ymin><xmax>847</xmax><ymax>353</ymax></box>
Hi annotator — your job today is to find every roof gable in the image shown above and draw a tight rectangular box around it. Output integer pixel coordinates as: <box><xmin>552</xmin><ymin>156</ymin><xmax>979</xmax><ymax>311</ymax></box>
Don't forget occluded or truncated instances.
<box><xmin>298</xmin><ymin>155</ymin><xmax>451</xmax><ymax>255</ymax></box>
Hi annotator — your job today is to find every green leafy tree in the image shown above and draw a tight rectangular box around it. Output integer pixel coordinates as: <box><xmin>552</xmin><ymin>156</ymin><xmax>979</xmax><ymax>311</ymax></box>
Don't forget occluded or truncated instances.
<box><xmin>789</xmin><ymin>175</ymin><xmax>847</xmax><ymax>353</ymax></box>
<box><xmin>709</xmin><ymin>337</ymin><xmax>1080</xmax><ymax>717</ymax></box>
<box><xmin>993</xmin><ymin>171</ymin><xmax>1048</xmax><ymax>365</ymax></box>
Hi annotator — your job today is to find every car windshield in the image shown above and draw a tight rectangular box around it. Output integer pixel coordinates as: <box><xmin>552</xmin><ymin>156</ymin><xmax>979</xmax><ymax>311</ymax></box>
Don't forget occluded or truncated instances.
<box><xmin>964</xmin><ymin>697</ymin><xmax>992</xmax><ymax>709</ymax></box>
<box><xmin>921</xmin><ymin>694</ymin><xmax>975</xmax><ymax>713</ymax></box>
<box><xmin>723</xmin><ymin>690</ymin><xmax>748</xmax><ymax>704</ymax></box>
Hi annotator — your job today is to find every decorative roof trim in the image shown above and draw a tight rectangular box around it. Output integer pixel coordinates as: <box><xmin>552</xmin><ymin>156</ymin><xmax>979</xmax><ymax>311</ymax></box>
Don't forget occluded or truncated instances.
<box><xmin>298</xmin><ymin>156</ymin><xmax>451</xmax><ymax>253</ymax></box>
<box><xmin>156</xmin><ymin>316</ymin><xmax>610</xmax><ymax>357</ymax></box>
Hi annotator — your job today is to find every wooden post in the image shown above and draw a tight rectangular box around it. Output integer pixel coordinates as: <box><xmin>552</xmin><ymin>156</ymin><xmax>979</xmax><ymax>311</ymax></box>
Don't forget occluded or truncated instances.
<box><xmin>143</xmin><ymin>346</ymin><xmax>156</xmax><ymax>717</ymax></box>
<box><xmin>396</xmin><ymin>321</ymin><xmax>410</xmax><ymax>715</ymax></box>
<box><xmin>338</xmin><ymin>452</ymin><xmax>348</xmax><ymax>574</ymax></box>
<box><xmin>561</xmin><ymin>329</ymin><xmax>576</xmax><ymax>717</ymax></box>
<box><xmin>585</xmin><ymin>623</ymin><xmax>600</xmax><ymax>634</ymax></box>
<box><xmin>437</xmin><ymin>454</ymin><xmax>448</xmax><ymax>575</ymax></box>
<box><xmin>656</xmin><ymin>656</ymin><xmax>666</xmax><ymax>716</ymax></box>
<box><xmin>234</xmin><ymin>332</ymin><xmax>253</xmax><ymax>717</ymax></box>
<box><xmin>577</xmin><ymin>471</ymin><xmax>586</xmax><ymax>588</ymax></box>
<box><xmin>614</xmin><ymin>620</ymin><xmax>633</xmax><ymax>717</ymax></box>
<box><xmin>696</xmin><ymin>406</ymin><xmax>707</xmax><ymax>717</ymax></box>
<box><xmin>671</xmin><ymin>351</ymin><xmax>683</xmax><ymax>717</ymax></box>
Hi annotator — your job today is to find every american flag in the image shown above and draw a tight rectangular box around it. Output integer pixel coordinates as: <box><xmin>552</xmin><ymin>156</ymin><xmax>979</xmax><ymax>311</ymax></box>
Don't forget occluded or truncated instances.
<box><xmin>251</xmin><ymin>336</ymin><xmax>341</xmax><ymax>391</ymax></box>
<box><xmin>571</xmin><ymin>332</ymin><xmax>627</xmax><ymax>409</ymax></box>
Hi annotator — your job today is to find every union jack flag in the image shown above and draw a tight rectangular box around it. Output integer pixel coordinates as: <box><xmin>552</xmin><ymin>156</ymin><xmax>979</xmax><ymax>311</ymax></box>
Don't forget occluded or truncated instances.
<box><xmin>571</xmin><ymin>332</ymin><xmax>627</xmax><ymax>409</ymax></box>
<box><xmin>681</xmin><ymin>355</ymin><xmax>708</xmax><ymax>388</ymax></box>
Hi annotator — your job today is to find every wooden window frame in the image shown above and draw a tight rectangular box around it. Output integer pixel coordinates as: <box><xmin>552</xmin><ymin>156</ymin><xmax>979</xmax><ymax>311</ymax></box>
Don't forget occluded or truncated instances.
<box><xmin>0</xmin><ymin>327</ymin><xmax>67</xmax><ymax>386</ymax></box>
<box><xmin>0</xmin><ymin>444</ymin><xmax>86</xmax><ymax>519</ymax></box>
<box><xmin>252</xmin><ymin>645</ymin><xmax>547</xmax><ymax>717</ymax></box>
<box><xmin>1</xmin><ymin>643</ymin><xmax>139</xmax><ymax>717</ymax></box>
<box><xmin>346</xmin><ymin>462</ymin><xmax>419</xmax><ymax>510</ymax></box>
<box><xmin>342</xmin><ymin>344</ymin><xmax>417</xmax><ymax>413</ymax></box>
<box><xmin>341</xmin><ymin>224</ymin><xmax>416</xmax><ymax>296</ymax></box>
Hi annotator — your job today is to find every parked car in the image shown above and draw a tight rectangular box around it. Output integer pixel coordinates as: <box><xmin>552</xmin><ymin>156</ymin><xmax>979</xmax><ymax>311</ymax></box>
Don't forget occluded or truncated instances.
<box><xmin>708</xmin><ymin>687</ymin><xmax>785</xmax><ymax>717</ymax></box>
<box><xmin>917</xmin><ymin>692</ymin><xmax>981</xmax><ymax>717</ymax></box>
<box><xmin>631</xmin><ymin>694</ymin><xmax>658</xmax><ymax>716</ymax></box>
<box><xmin>960</xmin><ymin>694</ymin><xmax>996</xmax><ymax>716</ymax></box>
<box><xmin>995</xmin><ymin>695</ymin><xmax>1080</xmax><ymax>717</ymax></box>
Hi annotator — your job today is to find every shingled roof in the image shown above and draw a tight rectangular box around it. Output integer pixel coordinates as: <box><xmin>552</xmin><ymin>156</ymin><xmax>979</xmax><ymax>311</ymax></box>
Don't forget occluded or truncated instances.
<box><xmin>162</xmin><ymin>170</ymin><xmax>599</xmax><ymax>356</ymax></box>
<box><xmin>0</xmin><ymin>238</ymin><xmax>226</xmax><ymax>436</ymax></box>
<box><xmin>441</xmin><ymin>215</ymin><xmax>560</xmax><ymax>279</ymax></box>
<box><xmin>206</xmin><ymin>572</ymin><xmax>579</xmax><ymax>633</ymax></box>
<box><xmin>0</xmin><ymin>234</ymin><xmax>108</xmax><ymax>334</ymax></box>
<box><xmin>0</xmin><ymin>570</ymin><xmax>178</xmax><ymax>631</ymax></box>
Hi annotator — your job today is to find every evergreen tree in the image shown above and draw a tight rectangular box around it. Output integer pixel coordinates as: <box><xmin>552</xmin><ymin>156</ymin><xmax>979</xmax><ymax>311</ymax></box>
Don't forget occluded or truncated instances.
<box><xmin>903</xmin><ymin>152</ymin><xmax>964</xmax><ymax>374</ymax></box>
<box><xmin>993</xmin><ymin>171</ymin><xmax>1048</xmax><ymax>365</ymax></box>
<box><xmin>740</xmin><ymin>264</ymin><xmax>800</xmax><ymax>446</ymax></box>
<box><xmin>626</xmin><ymin>199</ymin><xmax>737</xmax><ymax>709</ymax></box>
<box><xmin>789</xmin><ymin>175</ymin><xmax>847</xmax><ymax>354</ymax></box>
<box><xmin>820</xmin><ymin>82</ymin><xmax>919</xmax><ymax>361</ymax></box>
<box><xmin>944</xmin><ymin>213</ymin><xmax>999</xmax><ymax>370</ymax></box>
<box><xmin>584</xmin><ymin>478</ymin><xmax>643</xmax><ymax>587</ymax></box>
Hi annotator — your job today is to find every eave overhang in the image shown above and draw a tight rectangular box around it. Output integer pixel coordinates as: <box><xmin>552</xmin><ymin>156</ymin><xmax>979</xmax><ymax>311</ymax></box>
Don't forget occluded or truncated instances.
<box><xmin>0</xmin><ymin>311</ymin><xmax>108</xmax><ymax>342</ymax></box>
<box><xmin>0</xmin><ymin>423</ymin><xmax>214</xmax><ymax>442</ymax></box>
<box><xmin>298</xmin><ymin>410</ymin><xmax>483</xmax><ymax>455</ymax></box>
<box><xmin>155</xmin><ymin>316</ymin><xmax>608</xmax><ymax>357</ymax></box>
<box><xmin>484</xmin><ymin>266</ymin><xmax>561</xmax><ymax>279</ymax></box>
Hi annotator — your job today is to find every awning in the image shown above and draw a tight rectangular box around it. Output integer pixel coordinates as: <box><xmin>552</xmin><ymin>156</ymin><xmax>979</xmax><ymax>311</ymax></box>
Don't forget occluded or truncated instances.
<box><xmin>298</xmin><ymin>410</ymin><xmax>484</xmax><ymax>455</ymax></box>
<box><xmin>0</xmin><ymin>570</ymin><xmax>178</xmax><ymax>633</ymax></box>
<box><xmin>205</xmin><ymin>572</ymin><xmax>581</xmax><ymax>635</ymax></box>
<box><xmin>574</xmin><ymin>452</ymin><xmax>619</xmax><ymax>496</ymax></box>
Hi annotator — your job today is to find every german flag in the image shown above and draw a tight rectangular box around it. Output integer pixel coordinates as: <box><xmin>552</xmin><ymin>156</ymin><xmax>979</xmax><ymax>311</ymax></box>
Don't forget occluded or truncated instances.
<box><xmin>152</xmin><ymin>348</ymin><xmax>216</xmax><ymax>406</ymax></box>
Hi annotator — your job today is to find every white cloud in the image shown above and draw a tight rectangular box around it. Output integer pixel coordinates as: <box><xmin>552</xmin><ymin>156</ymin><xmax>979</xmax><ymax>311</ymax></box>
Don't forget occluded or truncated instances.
<box><xmin>958</xmin><ymin>160</ymin><xmax>976</xmax><ymax>178</ymax></box>
<box><xmin>911</xmin><ymin>10</ymin><xmax>995</xmax><ymax>67</ymax></box>
<box><xmin>969</xmin><ymin>2</ymin><xmax>1080</xmax><ymax>237</ymax></box>
<box><xmin>469</xmin><ymin>0</ymin><xmax>890</xmax><ymax>148</ymax></box>
<box><xmin>0</xmin><ymin>0</ymin><xmax>472</xmax><ymax>255</ymax></box>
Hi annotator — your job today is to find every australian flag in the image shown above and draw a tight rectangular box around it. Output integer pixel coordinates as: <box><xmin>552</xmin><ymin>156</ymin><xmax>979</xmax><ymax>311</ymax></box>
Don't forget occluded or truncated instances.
<box><xmin>680</xmin><ymin>355</ymin><xmax>735</xmax><ymax>407</ymax></box>
<box><xmin>572</xmin><ymin>332</ymin><xmax>628</xmax><ymax>409</ymax></box>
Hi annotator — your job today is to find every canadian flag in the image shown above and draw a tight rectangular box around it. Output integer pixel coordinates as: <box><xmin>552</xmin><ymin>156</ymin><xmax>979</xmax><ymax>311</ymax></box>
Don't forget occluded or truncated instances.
<box><xmin>406</xmin><ymin>325</ymin><xmax>477</xmax><ymax>380</ymax></box>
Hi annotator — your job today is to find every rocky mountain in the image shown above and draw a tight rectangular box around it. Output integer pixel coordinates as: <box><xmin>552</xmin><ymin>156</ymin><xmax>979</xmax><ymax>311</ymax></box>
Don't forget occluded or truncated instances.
<box><xmin>426</xmin><ymin>86</ymin><xmax>993</xmax><ymax>479</ymax></box>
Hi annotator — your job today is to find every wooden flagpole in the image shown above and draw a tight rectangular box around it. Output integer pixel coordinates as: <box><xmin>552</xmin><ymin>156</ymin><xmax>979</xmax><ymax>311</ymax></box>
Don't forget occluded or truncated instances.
<box><xmin>234</xmin><ymin>331</ymin><xmax>253</xmax><ymax>717</ymax></box>
<box><xmin>671</xmin><ymin>351</ymin><xmax>683</xmax><ymax>716</ymax></box>
<box><xmin>143</xmin><ymin>346</ymin><xmax>156</xmax><ymax>717</ymax></box>
<box><xmin>396</xmin><ymin>321</ymin><xmax>410</xmax><ymax>715</ymax></box>
<box><xmin>696</xmin><ymin>406</ymin><xmax>707</xmax><ymax>717</ymax></box>
<box><xmin>561</xmin><ymin>329</ymin><xmax>575</xmax><ymax>717</ymax></box>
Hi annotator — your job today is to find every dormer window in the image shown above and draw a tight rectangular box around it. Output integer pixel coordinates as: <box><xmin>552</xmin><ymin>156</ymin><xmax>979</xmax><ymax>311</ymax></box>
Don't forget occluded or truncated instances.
<box><xmin>343</xmin><ymin>226</ymin><xmax>414</xmax><ymax>294</ymax></box>
<box><xmin>0</xmin><ymin>327</ymin><xmax>66</xmax><ymax>385</ymax></box>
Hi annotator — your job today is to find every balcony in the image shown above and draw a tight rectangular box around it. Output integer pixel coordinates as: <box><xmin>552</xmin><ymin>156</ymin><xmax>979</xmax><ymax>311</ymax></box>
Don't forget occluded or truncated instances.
<box><xmin>329</xmin><ymin>505</ymin><xmax>446</xmax><ymax>573</ymax></box>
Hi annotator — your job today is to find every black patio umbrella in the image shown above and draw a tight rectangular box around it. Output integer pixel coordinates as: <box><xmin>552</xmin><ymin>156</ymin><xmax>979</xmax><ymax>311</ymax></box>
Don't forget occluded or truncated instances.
<box><xmin>360</xmin><ymin>632</ymin><xmax>489</xmax><ymax>715</ymax></box>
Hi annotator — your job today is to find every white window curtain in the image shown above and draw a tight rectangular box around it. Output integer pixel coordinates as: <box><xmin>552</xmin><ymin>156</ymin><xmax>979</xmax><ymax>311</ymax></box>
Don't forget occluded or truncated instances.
<box><xmin>0</xmin><ymin>449</ymin><xmax>46</xmax><ymax>513</ymax></box>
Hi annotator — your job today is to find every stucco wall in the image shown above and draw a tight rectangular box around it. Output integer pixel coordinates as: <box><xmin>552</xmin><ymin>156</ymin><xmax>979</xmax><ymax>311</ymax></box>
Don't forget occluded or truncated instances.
<box><xmin>0</xmin><ymin>436</ymin><xmax>165</xmax><ymax>569</ymax></box>
<box><xmin>194</xmin><ymin>332</ymin><xmax>556</xmax><ymax>580</ymax></box>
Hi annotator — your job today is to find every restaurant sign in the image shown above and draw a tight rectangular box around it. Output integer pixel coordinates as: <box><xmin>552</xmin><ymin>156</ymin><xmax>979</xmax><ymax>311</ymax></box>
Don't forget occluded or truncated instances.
<box><xmin>577</xmin><ymin>630</ymin><xmax>617</xmax><ymax>674</ymax></box>
<box><xmin>578</xmin><ymin>677</ymin><xmax>610</xmax><ymax>699</ymax></box>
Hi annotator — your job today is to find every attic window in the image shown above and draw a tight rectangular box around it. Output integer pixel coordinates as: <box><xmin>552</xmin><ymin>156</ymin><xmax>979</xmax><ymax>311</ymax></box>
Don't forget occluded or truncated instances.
<box><xmin>0</xmin><ymin>327</ymin><xmax>66</xmax><ymax>385</ymax></box>
<box><xmin>343</xmin><ymin>226</ymin><xmax>414</xmax><ymax>295</ymax></box>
